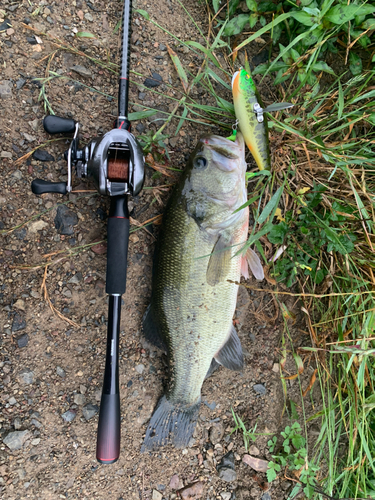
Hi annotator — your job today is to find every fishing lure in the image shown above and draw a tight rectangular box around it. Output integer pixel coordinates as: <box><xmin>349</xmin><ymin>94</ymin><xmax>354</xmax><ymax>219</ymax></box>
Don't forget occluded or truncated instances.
<box><xmin>231</xmin><ymin>67</ymin><xmax>293</xmax><ymax>171</ymax></box>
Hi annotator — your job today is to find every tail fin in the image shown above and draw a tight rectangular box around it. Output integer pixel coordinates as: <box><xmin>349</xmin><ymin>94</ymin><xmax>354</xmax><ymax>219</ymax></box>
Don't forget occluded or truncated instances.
<box><xmin>141</xmin><ymin>395</ymin><xmax>200</xmax><ymax>452</ymax></box>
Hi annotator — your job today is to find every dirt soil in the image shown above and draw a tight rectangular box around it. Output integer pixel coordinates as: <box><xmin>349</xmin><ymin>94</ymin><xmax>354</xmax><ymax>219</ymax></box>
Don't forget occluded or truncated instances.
<box><xmin>0</xmin><ymin>0</ymin><xmax>322</xmax><ymax>499</ymax></box>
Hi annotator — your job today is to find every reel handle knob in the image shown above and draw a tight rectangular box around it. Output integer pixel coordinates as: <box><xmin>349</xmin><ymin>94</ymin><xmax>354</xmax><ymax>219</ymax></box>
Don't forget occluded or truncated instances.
<box><xmin>31</xmin><ymin>179</ymin><xmax>67</xmax><ymax>195</ymax></box>
<box><xmin>43</xmin><ymin>115</ymin><xmax>76</xmax><ymax>135</ymax></box>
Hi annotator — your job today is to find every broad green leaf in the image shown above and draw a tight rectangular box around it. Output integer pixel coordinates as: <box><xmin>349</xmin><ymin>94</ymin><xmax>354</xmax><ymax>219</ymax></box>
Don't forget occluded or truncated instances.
<box><xmin>368</xmin><ymin>113</ymin><xmax>375</xmax><ymax>125</ymax></box>
<box><xmin>291</xmin><ymin>10</ymin><xmax>317</xmax><ymax>26</ymax></box>
<box><xmin>259</xmin><ymin>15</ymin><xmax>266</xmax><ymax>26</ymax></box>
<box><xmin>325</xmin><ymin>4</ymin><xmax>367</xmax><ymax>25</ymax></box>
<box><xmin>128</xmin><ymin>109</ymin><xmax>157</xmax><ymax>120</ymax></box>
<box><xmin>185</xmin><ymin>41</ymin><xmax>221</xmax><ymax>68</ymax></box>
<box><xmin>175</xmin><ymin>105</ymin><xmax>188</xmax><ymax>135</ymax></box>
<box><xmin>274</xmin><ymin>68</ymin><xmax>290</xmax><ymax>84</ymax></box>
<box><xmin>246</xmin><ymin>0</ymin><xmax>257</xmax><ymax>12</ymax></box>
<box><xmin>258</xmin><ymin>186</ymin><xmax>284</xmax><ymax>224</ymax></box>
<box><xmin>268</xmin><ymin>222</ymin><xmax>288</xmax><ymax>244</ymax></box>
<box><xmin>362</xmin><ymin>18</ymin><xmax>375</xmax><ymax>29</ymax></box>
<box><xmin>212</xmin><ymin>0</ymin><xmax>220</xmax><ymax>13</ymax></box>
<box><xmin>290</xmin><ymin>48</ymin><xmax>300</xmax><ymax>62</ymax></box>
<box><xmin>249</xmin><ymin>12</ymin><xmax>258</xmax><ymax>28</ymax></box>
<box><xmin>134</xmin><ymin>9</ymin><xmax>150</xmax><ymax>20</ymax></box>
<box><xmin>258</xmin><ymin>2</ymin><xmax>277</xmax><ymax>13</ymax></box>
<box><xmin>223</xmin><ymin>14</ymin><xmax>249</xmax><ymax>36</ymax></box>
<box><xmin>229</xmin><ymin>0</ymin><xmax>240</xmax><ymax>16</ymax></box>
<box><xmin>349</xmin><ymin>52</ymin><xmax>362</xmax><ymax>76</ymax></box>
<box><xmin>312</xmin><ymin>61</ymin><xmax>335</xmax><ymax>75</ymax></box>
<box><xmin>76</xmin><ymin>31</ymin><xmax>96</xmax><ymax>38</ymax></box>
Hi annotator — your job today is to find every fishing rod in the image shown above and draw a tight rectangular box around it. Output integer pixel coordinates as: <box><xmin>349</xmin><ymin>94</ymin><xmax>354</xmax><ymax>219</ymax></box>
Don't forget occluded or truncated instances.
<box><xmin>30</xmin><ymin>0</ymin><xmax>144</xmax><ymax>464</ymax></box>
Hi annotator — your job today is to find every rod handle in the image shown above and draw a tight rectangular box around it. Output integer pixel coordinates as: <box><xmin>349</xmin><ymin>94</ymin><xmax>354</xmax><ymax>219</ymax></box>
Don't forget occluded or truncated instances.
<box><xmin>31</xmin><ymin>179</ymin><xmax>67</xmax><ymax>195</ymax></box>
<box><xmin>43</xmin><ymin>115</ymin><xmax>76</xmax><ymax>135</ymax></box>
<box><xmin>106</xmin><ymin>217</ymin><xmax>129</xmax><ymax>295</ymax></box>
<box><xmin>96</xmin><ymin>393</ymin><xmax>121</xmax><ymax>464</ymax></box>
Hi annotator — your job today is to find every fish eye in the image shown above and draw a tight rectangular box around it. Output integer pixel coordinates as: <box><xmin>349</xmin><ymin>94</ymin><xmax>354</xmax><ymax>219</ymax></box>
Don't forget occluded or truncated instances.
<box><xmin>193</xmin><ymin>156</ymin><xmax>208</xmax><ymax>169</ymax></box>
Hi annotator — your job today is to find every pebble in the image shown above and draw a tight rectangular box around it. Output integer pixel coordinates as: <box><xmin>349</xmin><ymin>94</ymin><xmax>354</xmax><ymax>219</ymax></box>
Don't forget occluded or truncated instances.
<box><xmin>221</xmin><ymin>493</ymin><xmax>231</xmax><ymax>500</ymax></box>
<box><xmin>138</xmin><ymin>92</ymin><xmax>146</xmax><ymax>100</ymax></box>
<box><xmin>272</xmin><ymin>363</ymin><xmax>280</xmax><ymax>373</ymax></box>
<box><xmin>143</xmin><ymin>72</ymin><xmax>163</xmax><ymax>88</ymax></box>
<box><xmin>56</xmin><ymin>366</ymin><xmax>66</xmax><ymax>378</ymax></box>
<box><xmin>23</xmin><ymin>132</ymin><xmax>36</xmax><ymax>142</ymax></box>
<box><xmin>0</xmin><ymin>19</ymin><xmax>12</xmax><ymax>31</ymax></box>
<box><xmin>179</xmin><ymin>481</ymin><xmax>204</xmax><ymax>499</ymax></box>
<box><xmin>28</xmin><ymin>220</ymin><xmax>48</xmax><ymax>234</ymax></box>
<box><xmin>159</xmin><ymin>43</ymin><xmax>167</xmax><ymax>51</ymax></box>
<box><xmin>13</xmin><ymin>299</ymin><xmax>26</xmax><ymax>311</ymax></box>
<box><xmin>13</xmin><ymin>417</ymin><xmax>22</xmax><ymax>430</ymax></box>
<box><xmin>204</xmin><ymin>400</ymin><xmax>217</xmax><ymax>410</ymax></box>
<box><xmin>3</xmin><ymin>430</ymin><xmax>32</xmax><ymax>451</ymax></box>
<box><xmin>210</xmin><ymin>422</ymin><xmax>224</xmax><ymax>445</ymax></box>
<box><xmin>32</xmin><ymin>149</ymin><xmax>55</xmax><ymax>162</ymax></box>
<box><xmin>84</xmin><ymin>12</ymin><xmax>94</xmax><ymax>21</ymax></box>
<box><xmin>1</xmin><ymin>151</ymin><xmax>12</xmax><ymax>158</ymax></box>
<box><xmin>54</xmin><ymin>205</ymin><xmax>78</xmax><ymax>235</ymax></box>
<box><xmin>82</xmin><ymin>403</ymin><xmax>99</xmax><ymax>420</ymax></box>
<box><xmin>73</xmin><ymin>394</ymin><xmax>86</xmax><ymax>405</ymax></box>
<box><xmin>253</xmin><ymin>384</ymin><xmax>266</xmax><ymax>395</ymax></box>
<box><xmin>170</xmin><ymin>474</ymin><xmax>182</xmax><ymax>490</ymax></box>
<box><xmin>135</xmin><ymin>363</ymin><xmax>145</xmax><ymax>374</ymax></box>
<box><xmin>261</xmin><ymin>493</ymin><xmax>271</xmax><ymax>500</ymax></box>
<box><xmin>16</xmin><ymin>78</ymin><xmax>26</xmax><ymax>90</ymax></box>
<box><xmin>31</xmin><ymin>438</ymin><xmax>41</xmax><ymax>446</ymax></box>
<box><xmin>136</xmin><ymin>123</ymin><xmax>145</xmax><ymax>133</ymax></box>
<box><xmin>217</xmin><ymin>451</ymin><xmax>237</xmax><ymax>482</ymax></box>
<box><xmin>70</xmin><ymin>65</ymin><xmax>93</xmax><ymax>78</ymax></box>
<box><xmin>12</xmin><ymin>313</ymin><xmax>26</xmax><ymax>332</ymax></box>
<box><xmin>31</xmin><ymin>419</ymin><xmax>42</xmax><ymax>428</ymax></box>
<box><xmin>17</xmin><ymin>368</ymin><xmax>34</xmax><ymax>385</ymax></box>
<box><xmin>16</xmin><ymin>333</ymin><xmax>29</xmax><ymax>348</ymax></box>
<box><xmin>9</xmin><ymin>396</ymin><xmax>17</xmax><ymax>405</ymax></box>
<box><xmin>243</xmin><ymin>455</ymin><xmax>269</xmax><ymax>472</ymax></box>
<box><xmin>61</xmin><ymin>410</ymin><xmax>76</xmax><ymax>423</ymax></box>
<box><xmin>249</xmin><ymin>444</ymin><xmax>260</xmax><ymax>456</ymax></box>
<box><xmin>152</xmin><ymin>490</ymin><xmax>162</xmax><ymax>500</ymax></box>
<box><xmin>0</xmin><ymin>81</ymin><xmax>12</xmax><ymax>99</ymax></box>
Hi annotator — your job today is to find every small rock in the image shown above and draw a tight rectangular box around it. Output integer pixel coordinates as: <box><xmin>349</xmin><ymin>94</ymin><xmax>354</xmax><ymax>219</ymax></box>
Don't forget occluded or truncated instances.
<box><xmin>14</xmin><ymin>227</ymin><xmax>27</xmax><ymax>240</ymax></box>
<box><xmin>13</xmin><ymin>417</ymin><xmax>22</xmax><ymax>430</ymax></box>
<box><xmin>61</xmin><ymin>410</ymin><xmax>76</xmax><ymax>423</ymax></box>
<box><xmin>31</xmin><ymin>419</ymin><xmax>42</xmax><ymax>428</ymax></box>
<box><xmin>0</xmin><ymin>151</ymin><xmax>12</xmax><ymax>158</ymax></box>
<box><xmin>159</xmin><ymin>43</ymin><xmax>167</xmax><ymax>51</ymax></box>
<box><xmin>55</xmin><ymin>205</ymin><xmax>78</xmax><ymax>235</ymax></box>
<box><xmin>144</xmin><ymin>72</ymin><xmax>163</xmax><ymax>88</ymax></box>
<box><xmin>135</xmin><ymin>363</ymin><xmax>145</xmax><ymax>374</ymax></box>
<box><xmin>204</xmin><ymin>400</ymin><xmax>217</xmax><ymax>410</ymax></box>
<box><xmin>210</xmin><ymin>422</ymin><xmax>224</xmax><ymax>445</ymax></box>
<box><xmin>253</xmin><ymin>384</ymin><xmax>266</xmax><ymax>395</ymax></box>
<box><xmin>12</xmin><ymin>313</ymin><xmax>26</xmax><ymax>332</ymax></box>
<box><xmin>138</xmin><ymin>92</ymin><xmax>146</xmax><ymax>100</ymax></box>
<box><xmin>17</xmin><ymin>368</ymin><xmax>34</xmax><ymax>385</ymax></box>
<box><xmin>13</xmin><ymin>299</ymin><xmax>26</xmax><ymax>311</ymax></box>
<box><xmin>169</xmin><ymin>137</ymin><xmax>178</xmax><ymax>148</ymax></box>
<box><xmin>16</xmin><ymin>333</ymin><xmax>29</xmax><ymax>348</ymax></box>
<box><xmin>0</xmin><ymin>81</ymin><xmax>12</xmax><ymax>99</ymax></box>
<box><xmin>82</xmin><ymin>403</ymin><xmax>99</xmax><ymax>420</ymax></box>
<box><xmin>249</xmin><ymin>444</ymin><xmax>260</xmax><ymax>456</ymax></box>
<box><xmin>68</xmin><ymin>273</ymin><xmax>82</xmax><ymax>284</ymax></box>
<box><xmin>23</xmin><ymin>132</ymin><xmax>36</xmax><ymax>142</ymax></box>
<box><xmin>31</xmin><ymin>438</ymin><xmax>41</xmax><ymax>446</ymax></box>
<box><xmin>70</xmin><ymin>65</ymin><xmax>92</xmax><ymax>78</ymax></box>
<box><xmin>0</xmin><ymin>19</ymin><xmax>12</xmax><ymax>31</ymax></box>
<box><xmin>12</xmin><ymin>169</ymin><xmax>23</xmax><ymax>180</ymax></box>
<box><xmin>221</xmin><ymin>493</ymin><xmax>231</xmax><ymax>500</ymax></box>
<box><xmin>152</xmin><ymin>490</ymin><xmax>162</xmax><ymax>500</ymax></box>
<box><xmin>32</xmin><ymin>149</ymin><xmax>55</xmax><ymax>162</ymax></box>
<box><xmin>243</xmin><ymin>455</ymin><xmax>269</xmax><ymax>472</ymax></box>
<box><xmin>272</xmin><ymin>363</ymin><xmax>279</xmax><ymax>373</ymax></box>
<box><xmin>84</xmin><ymin>12</ymin><xmax>94</xmax><ymax>22</ymax></box>
<box><xmin>27</xmin><ymin>36</ymin><xmax>38</xmax><ymax>44</ymax></box>
<box><xmin>179</xmin><ymin>481</ymin><xmax>204</xmax><ymax>499</ymax></box>
<box><xmin>28</xmin><ymin>220</ymin><xmax>48</xmax><ymax>234</ymax></box>
<box><xmin>9</xmin><ymin>396</ymin><xmax>17</xmax><ymax>405</ymax></box>
<box><xmin>73</xmin><ymin>394</ymin><xmax>86</xmax><ymax>405</ymax></box>
<box><xmin>217</xmin><ymin>451</ymin><xmax>237</xmax><ymax>482</ymax></box>
<box><xmin>170</xmin><ymin>474</ymin><xmax>182</xmax><ymax>490</ymax></box>
<box><xmin>261</xmin><ymin>493</ymin><xmax>271</xmax><ymax>500</ymax></box>
<box><xmin>3</xmin><ymin>430</ymin><xmax>32</xmax><ymax>451</ymax></box>
<box><xmin>16</xmin><ymin>78</ymin><xmax>27</xmax><ymax>90</ymax></box>
<box><xmin>136</xmin><ymin>123</ymin><xmax>145</xmax><ymax>133</ymax></box>
<box><xmin>56</xmin><ymin>366</ymin><xmax>66</xmax><ymax>378</ymax></box>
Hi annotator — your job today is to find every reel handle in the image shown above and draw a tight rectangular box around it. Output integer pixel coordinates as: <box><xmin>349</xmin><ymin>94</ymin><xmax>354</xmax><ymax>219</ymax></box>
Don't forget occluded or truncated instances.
<box><xmin>43</xmin><ymin>115</ymin><xmax>76</xmax><ymax>135</ymax></box>
<box><xmin>31</xmin><ymin>179</ymin><xmax>67</xmax><ymax>195</ymax></box>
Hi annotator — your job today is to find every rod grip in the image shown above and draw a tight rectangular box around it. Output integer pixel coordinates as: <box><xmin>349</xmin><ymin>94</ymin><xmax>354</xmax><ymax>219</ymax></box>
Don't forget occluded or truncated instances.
<box><xmin>106</xmin><ymin>217</ymin><xmax>129</xmax><ymax>295</ymax></box>
<box><xmin>31</xmin><ymin>179</ymin><xmax>67</xmax><ymax>195</ymax></box>
<box><xmin>43</xmin><ymin>115</ymin><xmax>76</xmax><ymax>135</ymax></box>
<box><xmin>96</xmin><ymin>393</ymin><xmax>121</xmax><ymax>464</ymax></box>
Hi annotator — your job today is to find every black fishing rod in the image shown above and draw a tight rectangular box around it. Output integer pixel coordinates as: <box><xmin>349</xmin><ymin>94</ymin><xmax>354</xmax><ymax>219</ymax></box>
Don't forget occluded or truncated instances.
<box><xmin>30</xmin><ymin>0</ymin><xmax>144</xmax><ymax>464</ymax></box>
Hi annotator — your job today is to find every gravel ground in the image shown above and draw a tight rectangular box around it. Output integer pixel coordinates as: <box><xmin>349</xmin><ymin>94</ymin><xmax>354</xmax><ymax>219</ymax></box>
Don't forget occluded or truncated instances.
<box><xmin>0</xmin><ymin>0</ymin><xmax>322</xmax><ymax>498</ymax></box>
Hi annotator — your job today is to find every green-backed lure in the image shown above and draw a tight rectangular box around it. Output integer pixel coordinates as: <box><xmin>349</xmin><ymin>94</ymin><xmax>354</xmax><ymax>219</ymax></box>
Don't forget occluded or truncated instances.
<box><xmin>231</xmin><ymin>68</ymin><xmax>293</xmax><ymax>171</ymax></box>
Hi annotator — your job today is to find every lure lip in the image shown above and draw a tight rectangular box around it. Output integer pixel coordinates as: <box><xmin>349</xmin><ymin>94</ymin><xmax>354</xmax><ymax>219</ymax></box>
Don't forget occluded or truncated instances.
<box><xmin>231</xmin><ymin>70</ymin><xmax>240</xmax><ymax>89</ymax></box>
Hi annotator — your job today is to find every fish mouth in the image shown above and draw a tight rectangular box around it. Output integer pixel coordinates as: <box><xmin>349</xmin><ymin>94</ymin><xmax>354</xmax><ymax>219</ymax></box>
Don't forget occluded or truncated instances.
<box><xmin>199</xmin><ymin>133</ymin><xmax>245</xmax><ymax>172</ymax></box>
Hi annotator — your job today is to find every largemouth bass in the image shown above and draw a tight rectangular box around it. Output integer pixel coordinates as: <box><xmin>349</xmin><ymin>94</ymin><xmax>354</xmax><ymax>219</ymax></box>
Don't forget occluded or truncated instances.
<box><xmin>232</xmin><ymin>68</ymin><xmax>271</xmax><ymax>171</ymax></box>
<box><xmin>141</xmin><ymin>133</ymin><xmax>264</xmax><ymax>451</ymax></box>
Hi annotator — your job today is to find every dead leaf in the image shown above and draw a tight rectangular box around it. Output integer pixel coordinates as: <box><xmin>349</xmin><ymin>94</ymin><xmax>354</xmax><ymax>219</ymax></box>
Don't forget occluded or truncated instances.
<box><xmin>243</xmin><ymin>455</ymin><xmax>269</xmax><ymax>472</ymax></box>
<box><xmin>302</xmin><ymin>369</ymin><xmax>318</xmax><ymax>397</ymax></box>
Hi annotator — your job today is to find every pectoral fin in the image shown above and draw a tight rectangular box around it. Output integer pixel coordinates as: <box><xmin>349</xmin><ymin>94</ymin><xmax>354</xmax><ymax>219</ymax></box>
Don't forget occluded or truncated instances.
<box><xmin>241</xmin><ymin>247</ymin><xmax>264</xmax><ymax>280</ymax></box>
<box><xmin>214</xmin><ymin>325</ymin><xmax>243</xmax><ymax>371</ymax></box>
<box><xmin>206</xmin><ymin>234</ymin><xmax>231</xmax><ymax>286</ymax></box>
